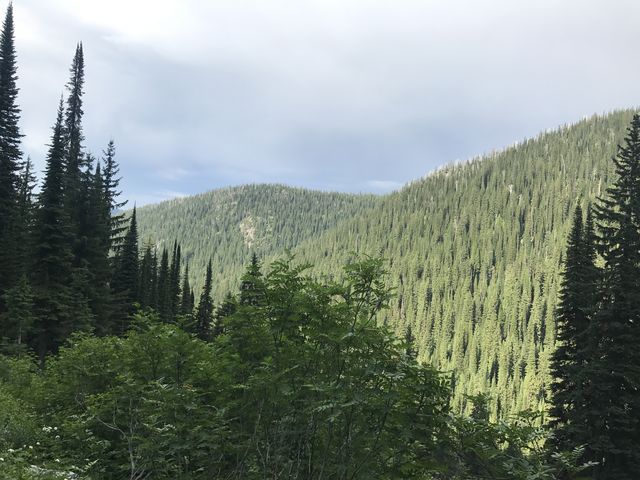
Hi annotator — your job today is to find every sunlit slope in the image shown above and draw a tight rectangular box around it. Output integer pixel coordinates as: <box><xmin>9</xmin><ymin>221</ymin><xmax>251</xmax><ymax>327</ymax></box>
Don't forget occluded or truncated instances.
<box><xmin>137</xmin><ymin>110</ymin><xmax>636</xmax><ymax>417</ymax></box>
<box><xmin>136</xmin><ymin>183</ymin><xmax>380</xmax><ymax>295</ymax></box>
<box><xmin>292</xmin><ymin>110</ymin><xmax>635</xmax><ymax>416</ymax></box>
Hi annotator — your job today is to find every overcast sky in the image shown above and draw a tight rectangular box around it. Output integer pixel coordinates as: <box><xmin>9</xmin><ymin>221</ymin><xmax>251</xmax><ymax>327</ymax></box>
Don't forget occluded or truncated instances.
<box><xmin>12</xmin><ymin>0</ymin><xmax>640</xmax><ymax>205</ymax></box>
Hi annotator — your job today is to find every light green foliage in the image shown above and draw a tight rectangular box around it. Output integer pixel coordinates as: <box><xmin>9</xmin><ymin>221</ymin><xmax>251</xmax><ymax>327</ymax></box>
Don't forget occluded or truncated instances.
<box><xmin>137</xmin><ymin>110</ymin><xmax>636</xmax><ymax>417</ymax></box>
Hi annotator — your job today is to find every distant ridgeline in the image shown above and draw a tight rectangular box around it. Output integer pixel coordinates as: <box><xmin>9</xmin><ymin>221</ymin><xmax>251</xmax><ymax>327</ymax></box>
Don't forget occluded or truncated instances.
<box><xmin>136</xmin><ymin>109</ymin><xmax>636</xmax><ymax>417</ymax></box>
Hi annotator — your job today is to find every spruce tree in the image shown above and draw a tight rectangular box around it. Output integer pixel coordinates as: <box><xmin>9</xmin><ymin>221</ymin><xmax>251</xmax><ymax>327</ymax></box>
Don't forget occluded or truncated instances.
<box><xmin>101</xmin><ymin>139</ymin><xmax>127</xmax><ymax>250</ymax></box>
<box><xmin>138</xmin><ymin>243</ymin><xmax>156</xmax><ymax>309</ymax></box>
<box><xmin>111</xmin><ymin>208</ymin><xmax>139</xmax><ymax>334</ymax></box>
<box><xmin>404</xmin><ymin>324</ymin><xmax>417</xmax><ymax>361</ymax></box>
<box><xmin>169</xmin><ymin>240</ymin><xmax>182</xmax><ymax>315</ymax></box>
<box><xmin>31</xmin><ymin>98</ymin><xmax>75</xmax><ymax>365</ymax></box>
<box><xmin>64</xmin><ymin>43</ymin><xmax>85</xmax><ymax>200</ymax></box>
<box><xmin>157</xmin><ymin>247</ymin><xmax>171</xmax><ymax>321</ymax></box>
<box><xmin>548</xmin><ymin>205</ymin><xmax>598</xmax><ymax>452</ymax></box>
<box><xmin>194</xmin><ymin>259</ymin><xmax>214</xmax><ymax>341</ymax></box>
<box><xmin>587</xmin><ymin>114</ymin><xmax>640</xmax><ymax>478</ymax></box>
<box><xmin>0</xmin><ymin>3</ymin><xmax>22</xmax><ymax>317</ymax></box>
<box><xmin>15</xmin><ymin>156</ymin><xmax>36</xmax><ymax>268</ymax></box>
<box><xmin>239</xmin><ymin>253</ymin><xmax>265</xmax><ymax>306</ymax></box>
<box><xmin>82</xmin><ymin>161</ymin><xmax>113</xmax><ymax>333</ymax></box>
<box><xmin>213</xmin><ymin>292</ymin><xmax>236</xmax><ymax>337</ymax></box>
<box><xmin>180</xmin><ymin>263</ymin><xmax>193</xmax><ymax>315</ymax></box>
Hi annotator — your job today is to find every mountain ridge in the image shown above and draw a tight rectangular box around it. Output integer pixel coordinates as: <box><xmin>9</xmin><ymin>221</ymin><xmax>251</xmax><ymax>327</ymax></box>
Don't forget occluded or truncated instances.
<box><xmin>136</xmin><ymin>108</ymin><xmax>637</xmax><ymax>416</ymax></box>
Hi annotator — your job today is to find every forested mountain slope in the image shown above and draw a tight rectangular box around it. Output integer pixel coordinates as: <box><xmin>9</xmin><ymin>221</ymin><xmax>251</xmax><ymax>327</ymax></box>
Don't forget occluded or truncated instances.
<box><xmin>137</xmin><ymin>110</ymin><xmax>636</xmax><ymax>417</ymax></box>
<box><xmin>136</xmin><ymin>184</ymin><xmax>379</xmax><ymax>295</ymax></box>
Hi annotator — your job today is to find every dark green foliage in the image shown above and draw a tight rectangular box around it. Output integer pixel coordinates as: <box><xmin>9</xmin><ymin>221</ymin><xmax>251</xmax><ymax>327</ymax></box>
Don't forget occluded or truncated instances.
<box><xmin>169</xmin><ymin>240</ymin><xmax>182</xmax><ymax>314</ymax></box>
<box><xmin>213</xmin><ymin>291</ymin><xmax>236</xmax><ymax>337</ymax></box>
<box><xmin>31</xmin><ymin>99</ymin><xmax>76</xmax><ymax>364</ymax></box>
<box><xmin>0</xmin><ymin>4</ymin><xmax>22</xmax><ymax>318</ymax></box>
<box><xmin>0</xmin><ymin>258</ymin><xmax>587</xmax><ymax>479</ymax></box>
<box><xmin>582</xmin><ymin>113</ymin><xmax>640</xmax><ymax>479</ymax></box>
<box><xmin>63</xmin><ymin>43</ymin><xmax>85</xmax><ymax>194</ymax></box>
<box><xmin>239</xmin><ymin>252</ymin><xmax>265</xmax><ymax>306</ymax></box>
<box><xmin>101</xmin><ymin>139</ymin><xmax>127</xmax><ymax>250</ymax></box>
<box><xmin>111</xmin><ymin>208</ymin><xmax>139</xmax><ymax>334</ymax></box>
<box><xmin>156</xmin><ymin>247</ymin><xmax>171</xmax><ymax>321</ymax></box>
<box><xmin>194</xmin><ymin>259</ymin><xmax>213</xmax><ymax>340</ymax></box>
<box><xmin>0</xmin><ymin>275</ymin><xmax>34</xmax><ymax>354</ymax></box>
<box><xmin>180</xmin><ymin>262</ymin><xmax>193</xmax><ymax>315</ymax></box>
<box><xmin>548</xmin><ymin>205</ymin><xmax>598</xmax><ymax>451</ymax></box>
<box><xmin>138</xmin><ymin>243</ymin><xmax>157</xmax><ymax>309</ymax></box>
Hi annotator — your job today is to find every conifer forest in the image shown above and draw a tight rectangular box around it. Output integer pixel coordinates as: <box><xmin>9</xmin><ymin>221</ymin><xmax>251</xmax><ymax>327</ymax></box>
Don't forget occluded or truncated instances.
<box><xmin>1</xmin><ymin>3</ymin><xmax>640</xmax><ymax>479</ymax></box>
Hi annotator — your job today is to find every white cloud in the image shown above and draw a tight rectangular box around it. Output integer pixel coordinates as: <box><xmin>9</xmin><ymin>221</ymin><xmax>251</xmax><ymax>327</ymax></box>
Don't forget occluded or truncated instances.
<box><xmin>10</xmin><ymin>0</ymin><xmax>640</xmax><ymax>205</ymax></box>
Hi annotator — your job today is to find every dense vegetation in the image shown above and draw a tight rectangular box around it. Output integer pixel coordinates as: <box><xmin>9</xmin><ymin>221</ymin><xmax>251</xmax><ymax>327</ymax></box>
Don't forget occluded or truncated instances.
<box><xmin>1</xmin><ymin>256</ymin><xmax>590</xmax><ymax>479</ymax></box>
<box><xmin>1</xmin><ymin>2</ymin><xmax>639</xmax><ymax>478</ymax></box>
<box><xmin>137</xmin><ymin>111</ymin><xmax>635</xmax><ymax>417</ymax></box>
<box><xmin>136</xmin><ymin>184</ymin><xmax>378</xmax><ymax>296</ymax></box>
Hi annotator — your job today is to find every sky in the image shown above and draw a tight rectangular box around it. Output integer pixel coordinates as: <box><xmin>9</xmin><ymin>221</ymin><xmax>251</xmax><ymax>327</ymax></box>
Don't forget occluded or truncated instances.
<box><xmin>12</xmin><ymin>0</ymin><xmax>640</xmax><ymax>205</ymax></box>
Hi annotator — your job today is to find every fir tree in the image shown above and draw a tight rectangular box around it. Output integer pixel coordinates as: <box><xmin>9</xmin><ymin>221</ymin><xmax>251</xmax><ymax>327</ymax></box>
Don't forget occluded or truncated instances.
<box><xmin>239</xmin><ymin>253</ymin><xmax>265</xmax><ymax>306</ymax></box>
<box><xmin>31</xmin><ymin>98</ymin><xmax>75</xmax><ymax>365</ymax></box>
<box><xmin>83</xmin><ymin>161</ymin><xmax>112</xmax><ymax>333</ymax></box>
<box><xmin>169</xmin><ymin>240</ymin><xmax>182</xmax><ymax>316</ymax></box>
<box><xmin>138</xmin><ymin>243</ymin><xmax>156</xmax><ymax>309</ymax></box>
<box><xmin>548</xmin><ymin>205</ymin><xmax>598</xmax><ymax>452</ymax></box>
<box><xmin>194</xmin><ymin>259</ymin><xmax>214</xmax><ymax>341</ymax></box>
<box><xmin>15</xmin><ymin>156</ymin><xmax>36</xmax><ymax>269</ymax></box>
<box><xmin>180</xmin><ymin>263</ymin><xmax>193</xmax><ymax>315</ymax></box>
<box><xmin>213</xmin><ymin>292</ymin><xmax>236</xmax><ymax>338</ymax></box>
<box><xmin>64</xmin><ymin>43</ymin><xmax>85</xmax><ymax>194</ymax></box>
<box><xmin>157</xmin><ymin>247</ymin><xmax>171</xmax><ymax>321</ymax></box>
<box><xmin>0</xmin><ymin>3</ymin><xmax>22</xmax><ymax>316</ymax></box>
<box><xmin>111</xmin><ymin>208</ymin><xmax>139</xmax><ymax>334</ymax></box>
<box><xmin>1</xmin><ymin>274</ymin><xmax>34</xmax><ymax>355</ymax></box>
<box><xmin>404</xmin><ymin>324</ymin><xmax>417</xmax><ymax>361</ymax></box>
<box><xmin>101</xmin><ymin>139</ymin><xmax>127</xmax><ymax>250</ymax></box>
<box><xmin>587</xmin><ymin>114</ymin><xmax>640</xmax><ymax>478</ymax></box>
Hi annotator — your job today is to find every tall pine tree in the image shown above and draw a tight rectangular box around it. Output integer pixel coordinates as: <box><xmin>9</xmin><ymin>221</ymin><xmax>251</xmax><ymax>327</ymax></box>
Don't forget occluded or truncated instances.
<box><xmin>587</xmin><ymin>114</ymin><xmax>640</xmax><ymax>479</ymax></box>
<box><xmin>0</xmin><ymin>3</ymin><xmax>22</xmax><ymax>318</ymax></box>
<box><xmin>31</xmin><ymin>98</ymin><xmax>75</xmax><ymax>365</ymax></box>
<box><xmin>111</xmin><ymin>208</ymin><xmax>139</xmax><ymax>334</ymax></box>
<box><xmin>548</xmin><ymin>204</ymin><xmax>598</xmax><ymax>452</ymax></box>
<box><xmin>194</xmin><ymin>259</ymin><xmax>214</xmax><ymax>341</ymax></box>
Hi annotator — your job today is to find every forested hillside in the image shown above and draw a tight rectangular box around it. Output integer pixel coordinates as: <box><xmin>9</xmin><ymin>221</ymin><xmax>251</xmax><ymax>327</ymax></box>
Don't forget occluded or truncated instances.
<box><xmin>136</xmin><ymin>184</ymin><xmax>379</xmax><ymax>295</ymax></box>
<box><xmin>137</xmin><ymin>110</ymin><xmax>636</xmax><ymax>417</ymax></box>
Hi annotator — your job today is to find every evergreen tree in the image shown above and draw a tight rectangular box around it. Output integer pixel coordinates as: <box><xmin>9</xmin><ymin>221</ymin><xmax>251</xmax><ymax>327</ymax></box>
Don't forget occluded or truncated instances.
<box><xmin>586</xmin><ymin>114</ymin><xmax>640</xmax><ymax>479</ymax></box>
<box><xmin>239</xmin><ymin>253</ymin><xmax>265</xmax><ymax>306</ymax></box>
<box><xmin>0</xmin><ymin>3</ymin><xmax>22</xmax><ymax>317</ymax></box>
<box><xmin>85</xmin><ymin>161</ymin><xmax>112</xmax><ymax>333</ymax></box>
<box><xmin>194</xmin><ymin>259</ymin><xmax>214</xmax><ymax>341</ymax></box>
<box><xmin>63</xmin><ymin>43</ymin><xmax>85</xmax><ymax>199</ymax></box>
<box><xmin>548</xmin><ymin>205</ymin><xmax>598</xmax><ymax>452</ymax></box>
<box><xmin>31</xmin><ymin>98</ymin><xmax>75</xmax><ymax>365</ymax></box>
<box><xmin>169</xmin><ymin>240</ymin><xmax>182</xmax><ymax>316</ymax></box>
<box><xmin>213</xmin><ymin>292</ymin><xmax>236</xmax><ymax>337</ymax></box>
<box><xmin>111</xmin><ymin>208</ymin><xmax>139</xmax><ymax>334</ymax></box>
<box><xmin>101</xmin><ymin>139</ymin><xmax>127</xmax><ymax>250</ymax></box>
<box><xmin>15</xmin><ymin>156</ymin><xmax>36</xmax><ymax>269</ymax></box>
<box><xmin>404</xmin><ymin>324</ymin><xmax>417</xmax><ymax>361</ymax></box>
<box><xmin>157</xmin><ymin>247</ymin><xmax>171</xmax><ymax>321</ymax></box>
<box><xmin>138</xmin><ymin>243</ymin><xmax>156</xmax><ymax>309</ymax></box>
<box><xmin>180</xmin><ymin>263</ymin><xmax>193</xmax><ymax>315</ymax></box>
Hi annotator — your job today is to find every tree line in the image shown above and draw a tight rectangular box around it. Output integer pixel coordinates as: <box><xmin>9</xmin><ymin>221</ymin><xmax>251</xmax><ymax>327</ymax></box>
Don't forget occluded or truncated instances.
<box><xmin>0</xmin><ymin>4</ymin><xmax>216</xmax><ymax>365</ymax></box>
